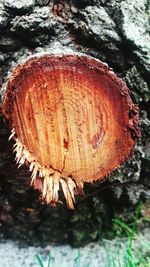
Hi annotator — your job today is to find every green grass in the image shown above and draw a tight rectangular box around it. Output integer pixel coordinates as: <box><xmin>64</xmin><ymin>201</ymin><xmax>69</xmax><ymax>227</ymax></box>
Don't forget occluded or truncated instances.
<box><xmin>36</xmin><ymin>205</ymin><xmax>150</xmax><ymax>267</ymax></box>
<box><xmin>76</xmin><ymin>248</ymin><xmax>81</xmax><ymax>267</ymax></box>
<box><xmin>36</xmin><ymin>252</ymin><xmax>51</xmax><ymax>267</ymax></box>
<box><xmin>104</xmin><ymin>204</ymin><xmax>150</xmax><ymax>267</ymax></box>
<box><xmin>36</xmin><ymin>249</ymin><xmax>82</xmax><ymax>267</ymax></box>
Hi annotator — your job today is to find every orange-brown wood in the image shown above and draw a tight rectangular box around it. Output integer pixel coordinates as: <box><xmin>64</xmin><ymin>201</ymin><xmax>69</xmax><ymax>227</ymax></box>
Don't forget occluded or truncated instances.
<box><xmin>2</xmin><ymin>54</ymin><xmax>140</xmax><ymax>208</ymax></box>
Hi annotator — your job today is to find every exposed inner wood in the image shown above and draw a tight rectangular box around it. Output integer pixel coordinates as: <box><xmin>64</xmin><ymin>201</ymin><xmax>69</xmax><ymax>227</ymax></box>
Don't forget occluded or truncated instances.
<box><xmin>2</xmin><ymin>54</ymin><xmax>139</xmax><ymax>208</ymax></box>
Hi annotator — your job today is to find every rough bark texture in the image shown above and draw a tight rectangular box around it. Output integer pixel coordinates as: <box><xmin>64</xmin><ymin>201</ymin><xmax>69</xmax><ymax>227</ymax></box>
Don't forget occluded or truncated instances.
<box><xmin>0</xmin><ymin>0</ymin><xmax>150</xmax><ymax>246</ymax></box>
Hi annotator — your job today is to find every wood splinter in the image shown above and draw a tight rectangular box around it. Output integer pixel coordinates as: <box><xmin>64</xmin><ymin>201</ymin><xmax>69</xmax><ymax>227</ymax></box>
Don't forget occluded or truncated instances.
<box><xmin>2</xmin><ymin>53</ymin><xmax>140</xmax><ymax>209</ymax></box>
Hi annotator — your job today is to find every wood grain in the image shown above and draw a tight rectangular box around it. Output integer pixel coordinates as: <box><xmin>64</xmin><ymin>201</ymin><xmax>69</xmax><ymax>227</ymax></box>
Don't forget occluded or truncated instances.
<box><xmin>2</xmin><ymin>54</ymin><xmax>140</xmax><ymax>207</ymax></box>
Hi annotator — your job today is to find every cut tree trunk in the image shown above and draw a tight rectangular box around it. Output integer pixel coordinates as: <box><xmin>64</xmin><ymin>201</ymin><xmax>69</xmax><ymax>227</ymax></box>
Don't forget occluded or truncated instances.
<box><xmin>2</xmin><ymin>53</ymin><xmax>140</xmax><ymax>208</ymax></box>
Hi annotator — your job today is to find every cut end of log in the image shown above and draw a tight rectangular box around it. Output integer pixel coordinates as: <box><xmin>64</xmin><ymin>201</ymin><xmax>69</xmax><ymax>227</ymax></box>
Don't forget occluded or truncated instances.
<box><xmin>2</xmin><ymin>53</ymin><xmax>140</xmax><ymax>208</ymax></box>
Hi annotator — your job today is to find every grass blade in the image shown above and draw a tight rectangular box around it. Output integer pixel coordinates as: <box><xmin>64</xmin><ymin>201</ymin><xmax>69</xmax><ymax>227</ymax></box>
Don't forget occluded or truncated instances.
<box><xmin>47</xmin><ymin>252</ymin><xmax>51</xmax><ymax>267</ymax></box>
<box><xmin>36</xmin><ymin>255</ymin><xmax>44</xmax><ymax>267</ymax></box>
<box><xmin>76</xmin><ymin>249</ymin><xmax>80</xmax><ymax>267</ymax></box>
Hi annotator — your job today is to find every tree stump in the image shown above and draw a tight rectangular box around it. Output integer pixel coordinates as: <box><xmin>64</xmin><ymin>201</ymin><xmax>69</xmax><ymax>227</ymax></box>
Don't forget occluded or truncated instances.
<box><xmin>2</xmin><ymin>53</ymin><xmax>140</xmax><ymax>208</ymax></box>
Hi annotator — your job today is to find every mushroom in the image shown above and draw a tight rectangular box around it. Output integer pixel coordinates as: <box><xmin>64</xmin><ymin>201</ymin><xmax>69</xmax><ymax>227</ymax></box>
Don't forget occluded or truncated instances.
<box><xmin>2</xmin><ymin>53</ymin><xmax>140</xmax><ymax>208</ymax></box>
